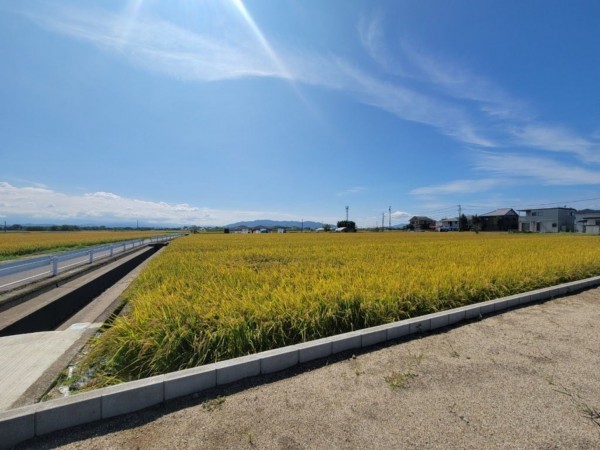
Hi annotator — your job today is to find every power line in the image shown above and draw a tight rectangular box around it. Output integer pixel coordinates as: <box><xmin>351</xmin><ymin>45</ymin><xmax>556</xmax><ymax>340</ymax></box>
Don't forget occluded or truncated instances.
<box><xmin>521</xmin><ymin>196</ymin><xmax>600</xmax><ymax>208</ymax></box>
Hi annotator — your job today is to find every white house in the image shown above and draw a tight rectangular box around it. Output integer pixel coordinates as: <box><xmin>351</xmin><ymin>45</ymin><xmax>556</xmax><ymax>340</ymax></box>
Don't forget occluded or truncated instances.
<box><xmin>518</xmin><ymin>207</ymin><xmax>576</xmax><ymax>232</ymax></box>
<box><xmin>574</xmin><ymin>210</ymin><xmax>600</xmax><ymax>233</ymax></box>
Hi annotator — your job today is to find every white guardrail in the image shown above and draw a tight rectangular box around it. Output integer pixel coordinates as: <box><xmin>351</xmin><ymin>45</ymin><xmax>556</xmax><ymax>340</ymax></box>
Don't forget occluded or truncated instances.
<box><xmin>0</xmin><ymin>234</ymin><xmax>184</xmax><ymax>292</ymax></box>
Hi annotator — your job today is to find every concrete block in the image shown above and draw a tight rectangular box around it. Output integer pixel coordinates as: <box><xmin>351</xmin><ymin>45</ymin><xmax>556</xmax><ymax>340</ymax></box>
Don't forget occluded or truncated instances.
<box><xmin>260</xmin><ymin>348</ymin><xmax>299</xmax><ymax>374</ymax></box>
<box><xmin>164</xmin><ymin>365</ymin><xmax>216</xmax><ymax>401</ymax></box>
<box><xmin>518</xmin><ymin>294</ymin><xmax>532</xmax><ymax>305</ymax></box>
<box><xmin>576</xmin><ymin>279</ymin><xmax>592</xmax><ymax>290</ymax></box>
<box><xmin>297</xmin><ymin>339</ymin><xmax>332</xmax><ymax>363</ymax></box>
<box><xmin>330</xmin><ymin>331</ymin><xmax>362</xmax><ymax>354</ymax></box>
<box><xmin>556</xmin><ymin>285</ymin><xmax>569</xmax><ymax>296</ymax></box>
<box><xmin>446</xmin><ymin>309</ymin><xmax>466</xmax><ymax>326</ymax></box>
<box><xmin>465</xmin><ymin>306</ymin><xmax>481</xmax><ymax>320</ymax></box>
<box><xmin>505</xmin><ymin>295</ymin><xmax>522</xmax><ymax>308</ymax></box>
<box><xmin>360</xmin><ymin>325</ymin><xmax>388</xmax><ymax>348</ymax></box>
<box><xmin>429</xmin><ymin>313</ymin><xmax>449</xmax><ymax>331</ymax></box>
<box><xmin>480</xmin><ymin>301</ymin><xmax>495</xmax><ymax>315</ymax></box>
<box><xmin>0</xmin><ymin>405</ymin><xmax>35</xmax><ymax>450</ymax></box>
<box><xmin>386</xmin><ymin>322</ymin><xmax>410</xmax><ymax>340</ymax></box>
<box><xmin>408</xmin><ymin>317</ymin><xmax>431</xmax><ymax>334</ymax></box>
<box><xmin>493</xmin><ymin>299</ymin><xmax>509</xmax><ymax>313</ymax></box>
<box><xmin>102</xmin><ymin>375</ymin><xmax>165</xmax><ymax>419</ymax></box>
<box><xmin>217</xmin><ymin>354</ymin><xmax>261</xmax><ymax>385</ymax></box>
<box><xmin>530</xmin><ymin>287</ymin><xmax>555</xmax><ymax>302</ymax></box>
<box><xmin>35</xmin><ymin>390</ymin><xmax>102</xmax><ymax>436</ymax></box>
<box><xmin>565</xmin><ymin>281</ymin><xmax>582</xmax><ymax>293</ymax></box>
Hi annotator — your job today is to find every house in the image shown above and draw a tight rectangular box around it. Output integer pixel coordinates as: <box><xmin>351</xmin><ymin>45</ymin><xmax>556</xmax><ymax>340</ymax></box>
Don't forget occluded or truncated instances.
<box><xmin>518</xmin><ymin>207</ymin><xmax>576</xmax><ymax>232</ymax></box>
<box><xmin>231</xmin><ymin>226</ymin><xmax>251</xmax><ymax>234</ymax></box>
<box><xmin>334</xmin><ymin>227</ymin><xmax>348</xmax><ymax>232</ymax></box>
<box><xmin>409</xmin><ymin>216</ymin><xmax>435</xmax><ymax>231</ymax></box>
<box><xmin>574</xmin><ymin>210</ymin><xmax>600</xmax><ymax>233</ymax></box>
<box><xmin>436</xmin><ymin>217</ymin><xmax>459</xmax><ymax>231</ymax></box>
<box><xmin>576</xmin><ymin>216</ymin><xmax>600</xmax><ymax>234</ymax></box>
<box><xmin>479</xmin><ymin>208</ymin><xmax>519</xmax><ymax>232</ymax></box>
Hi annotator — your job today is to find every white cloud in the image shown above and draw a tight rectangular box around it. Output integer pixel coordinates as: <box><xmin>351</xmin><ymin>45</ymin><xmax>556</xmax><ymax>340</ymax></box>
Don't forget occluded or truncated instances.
<box><xmin>401</xmin><ymin>45</ymin><xmax>532</xmax><ymax>122</ymax></box>
<box><xmin>30</xmin><ymin>6</ymin><xmax>282</xmax><ymax>82</ymax></box>
<box><xmin>336</xmin><ymin>186</ymin><xmax>366</xmax><ymax>196</ymax></box>
<box><xmin>358</xmin><ymin>11</ymin><xmax>406</xmax><ymax>76</ymax></box>
<box><xmin>391</xmin><ymin>210</ymin><xmax>412</xmax><ymax>221</ymax></box>
<box><xmin>25</xmin><ymin>4</ymin><xmax>599</xmax><ymax>166</ymax></box>
<box><xmin>510</xmin><ymin>125</ymin><xmax>600</xmax><ymax>163</ymax></box>
<box><xmin>411</xmin><ymin>178</ymin><xmax>502</xmax><ymax>196</ymax></box>
<box><xmin>27</xmin><ymin>4</ymin><xmax>495</xmax><ymax>149</ymax></box>
<box><xmin>356</xmin><ymin>13</ymin><xmax>600</xmax><ymax>161</ymax></box>
<box><xmin>475</xmin><ymin>152</ymin><xmax>600</xmax><ymax>185</ymax></box>
<box><xmin>0</xmin><ymin>182</ymin><xmax>308</xmax><ymax>226</ymax></box>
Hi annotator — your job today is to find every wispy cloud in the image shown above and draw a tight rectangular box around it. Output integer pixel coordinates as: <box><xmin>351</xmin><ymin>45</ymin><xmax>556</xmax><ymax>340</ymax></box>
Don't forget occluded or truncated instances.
<box><xmin>358</xmin><ymin>11</ymin><xmax>406</xmax><ymax>76</ymax></box>
<box><xmin>358</xmin><ymin>12</ymin><xmax>599</xmax><ymax>162</ymax></box>
<box><xmin>26</xmin><ymin>4</ymin><xmax>599</xmax><ymax>164</ymax></box>
<box><xmin>29</xmin><ymin>6</ymin><xmax>282</xmax><ymax>82</ymax></box>
<box><xmin>510</xmin><ymin>125</ymin><xmax>600</xmax><ymax>163</ymax></box>
<box><xmin>26</xmin><ymin>4</ymin><xmax>495</xmax><ymax>148</ymax></box>
<box><xmin>401</xmin><ymin>46</ymin><xmax>532</xmax><ymax>122</ymax></box>
<box><xmin>0</xmin><ymin>182</ymin><xmax>309</xmax><ymax>225</ymax></box>
<box><xmin>336</xmin><ymin>186</ymin><xmax>366</xmax><ymax>196</ymax></box>
<box><xmin>411</xmin><ymin>178</ymin><xmax>502</xmax><ymax>197</ymax></box>
<box><xmin>475</xmin><ymin>152</ymin><xmax>600</xmax><ymax>185</ymax></box>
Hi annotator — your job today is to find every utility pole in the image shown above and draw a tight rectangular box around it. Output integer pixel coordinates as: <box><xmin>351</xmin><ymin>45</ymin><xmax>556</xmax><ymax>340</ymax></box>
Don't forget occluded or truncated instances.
<box><xmin>389</xmin><ymin>206</ymin><xmax>392</xmax><ymax>230</ymax></box>
<box><xmin>345</xmin><ymin>206</ymin><xmax>349</xmax><ymax>222</ymax></box>
<box><xmin>382</xmin><ymin>212</ymin><xmax>385</xmax><ymax>232</ymax></box>
<box><xmin>458</xmin><ymin>204</ymin><xmax>462</xmax><ymax>230</ymax></box>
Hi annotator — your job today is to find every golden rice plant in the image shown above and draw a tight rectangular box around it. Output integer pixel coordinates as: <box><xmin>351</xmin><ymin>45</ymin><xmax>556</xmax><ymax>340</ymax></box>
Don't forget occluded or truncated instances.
<box><xmin>84</xmin><ymin>232</ymin><xmax>600</xmax><ymax>384</ymax></box>
<box><xmin>0</xmin><ymin>230</ymin><xmax>170</xmax><ymax>260</ymax></box>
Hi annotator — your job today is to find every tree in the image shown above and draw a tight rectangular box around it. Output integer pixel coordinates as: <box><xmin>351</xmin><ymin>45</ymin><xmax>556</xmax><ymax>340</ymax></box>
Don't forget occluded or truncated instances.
<box><xmin>323</xmin><ymin>224</ymin><xmax>332</xmax><ymax>232</ymax></box>
<box><xmin>459</xmin><ymin>214</ymin><xmax>469</xmax><ymax>231</ymax></box>
<box><xmin>336</xmin><ymin>220</ymin><xmax>357</xmax><ymax>232</ymax></box>
<box><xmin>471</xmin><ymin>214</ymin><xmax>481</xmax><ymax>233</ymax></box>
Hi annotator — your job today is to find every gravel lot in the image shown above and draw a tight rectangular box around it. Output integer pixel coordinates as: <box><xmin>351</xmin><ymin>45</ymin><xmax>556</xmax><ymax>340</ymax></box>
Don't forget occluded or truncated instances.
<box><xmin>18</xmin><ymin>289</ymin><xmax>600</xmax><ymax>449</ymax></box>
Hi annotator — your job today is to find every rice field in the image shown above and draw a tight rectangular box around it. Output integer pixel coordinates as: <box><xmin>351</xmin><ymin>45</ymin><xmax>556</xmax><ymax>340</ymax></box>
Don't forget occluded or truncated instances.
<box><xmin>0</xmin><ymin>230</ymin><xmax>170</xmax><ymax>261</ymax></box>
<box><xmin>84</xmin><ymin>232</ymin><xmax>600</xmax><ymax>384</ymax></box>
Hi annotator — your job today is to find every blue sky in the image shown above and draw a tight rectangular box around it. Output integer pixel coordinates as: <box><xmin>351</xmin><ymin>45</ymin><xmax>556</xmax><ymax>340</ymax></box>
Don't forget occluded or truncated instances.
<box><xmin>1</xmin><ymin>0</ymin><xmax>600</xmax><ymax>227</ymax></box>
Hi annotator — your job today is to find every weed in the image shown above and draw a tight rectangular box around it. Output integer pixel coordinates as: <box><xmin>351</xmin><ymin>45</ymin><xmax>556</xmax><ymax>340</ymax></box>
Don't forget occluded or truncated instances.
<box><xmin>384</xmin><ymin>371</ymin><xmax>417</xmax><ymax>389</ymax></box>
<box><xmin>582</xmin><ymin>404</ymin><xmax>600</xmax><ymax>428</ymax></box>
<box><xmin>202</xmin><ymin>396</ymin><xmax>225</xmax><ymax>412</ymax></box>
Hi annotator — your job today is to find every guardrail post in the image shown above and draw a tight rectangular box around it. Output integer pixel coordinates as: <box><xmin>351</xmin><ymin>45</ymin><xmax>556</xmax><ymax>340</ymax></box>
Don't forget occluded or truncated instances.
<box><xmin>110</xmin><ymin>245</ymin><xmax>113</xmax><ymax>257</ymax></box>
<box><xmin>89</xmin><ymin>249</ymin><xmax>93</xmax><ymax>264</ymax></box>
<box><xmin>52</xmin><ymin>257</ymin><xmax>58</xmax><ymax>276</ymax></box>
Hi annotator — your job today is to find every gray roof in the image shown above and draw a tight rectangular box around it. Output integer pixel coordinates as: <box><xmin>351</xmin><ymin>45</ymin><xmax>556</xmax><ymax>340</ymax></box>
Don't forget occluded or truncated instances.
<box><xmin>518</xmin><ymin>207</ymin><xmax>576</xmax><ymax>211</ymax></box>
<box><xmin>410</xmin><ymin>216</ymin><xmax>434</xmax><ymax>221</ymax></box>
<box><xmin>481</xmin><ymin>208</ymin><xmax>517</xmax><ymax>217</ymax></box>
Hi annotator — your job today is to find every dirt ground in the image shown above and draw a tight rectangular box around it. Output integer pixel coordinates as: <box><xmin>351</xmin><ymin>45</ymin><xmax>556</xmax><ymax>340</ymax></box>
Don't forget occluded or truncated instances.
<box><xmin>17</xmin><ymin>289</ymin><xmax>600</xmax><ymax>449</ymax></box>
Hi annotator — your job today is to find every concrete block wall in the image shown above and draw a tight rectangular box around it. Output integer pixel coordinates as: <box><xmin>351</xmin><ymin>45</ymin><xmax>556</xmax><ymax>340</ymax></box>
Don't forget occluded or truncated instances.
<box><xmin>2</xmin><ymin>275</ymin><xmax>600</xmax><ymax>449</ymax></box>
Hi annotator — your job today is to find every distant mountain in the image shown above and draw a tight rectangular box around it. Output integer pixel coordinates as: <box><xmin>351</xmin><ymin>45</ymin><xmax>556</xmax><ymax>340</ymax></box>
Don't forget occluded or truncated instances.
<box><xmin>226</xmin><ymin>220</ymin><xmax>325</xmax><ymax>229</ymax></box>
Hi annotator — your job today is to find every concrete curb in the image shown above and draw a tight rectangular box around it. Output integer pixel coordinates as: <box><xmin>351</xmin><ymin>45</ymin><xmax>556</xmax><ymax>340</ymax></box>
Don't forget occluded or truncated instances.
<box><xmin>2</xmin><ymin>275</ymin><xmax>600</xmax><ymax>449</ymax></box>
